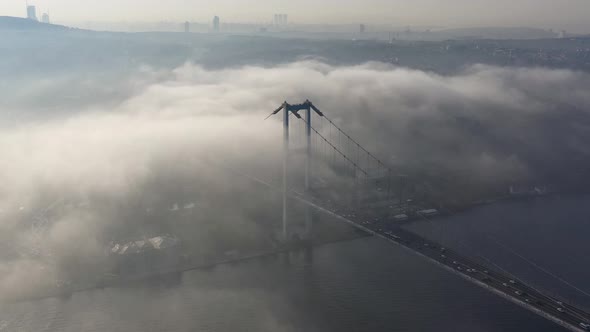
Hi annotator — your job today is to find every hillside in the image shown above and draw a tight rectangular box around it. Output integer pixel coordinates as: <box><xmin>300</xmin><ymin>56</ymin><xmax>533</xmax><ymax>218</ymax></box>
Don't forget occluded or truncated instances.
<box><xmin>0</xmin><ymin>16</ymin><xmax>70</xmax><ymax>31</ymax></box>
<box><xmin>436</xmin><ymin>26</ymin><xmax>557</xmax><ymax>40</ymax></box>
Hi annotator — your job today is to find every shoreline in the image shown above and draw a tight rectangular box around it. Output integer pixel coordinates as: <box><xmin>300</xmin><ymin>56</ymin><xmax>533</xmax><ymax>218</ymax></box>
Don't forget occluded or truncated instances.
<box><xmin>8</xmin><ymin>228</ymin><xmax>370</xmax><ymax>304</ymax></box>
<box><xmin>11</xmin><ymin>191</ymin><xmax>588</xmax><ymax>304</ymax></box>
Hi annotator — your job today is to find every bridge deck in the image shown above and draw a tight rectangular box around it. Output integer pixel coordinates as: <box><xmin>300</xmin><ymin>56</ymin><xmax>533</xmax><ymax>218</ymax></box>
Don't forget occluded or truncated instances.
<box><xmin>296</xmin><ymin>194</ymin><xmax>590</xmax><ymax>332</ymax></box>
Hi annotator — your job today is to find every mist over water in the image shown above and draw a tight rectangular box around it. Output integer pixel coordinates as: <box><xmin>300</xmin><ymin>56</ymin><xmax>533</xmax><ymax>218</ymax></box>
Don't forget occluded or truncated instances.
<box><xmin>3</xmin><ymin>60</ymin><xmax>590</xmax><ymax>302</ymax></box>
<box><xmin>0</xmin><ymin>36</ymin><xmax>590</xmax><ymax>331</ymax></box>
<box><xmin>0</xmin><ymin>237</ymin><xmax>570</xmax><ymax>332</ymax></box>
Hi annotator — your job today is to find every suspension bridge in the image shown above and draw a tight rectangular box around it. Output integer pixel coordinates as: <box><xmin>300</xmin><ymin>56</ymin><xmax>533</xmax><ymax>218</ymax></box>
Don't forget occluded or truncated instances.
<box><xmin>21</xmin><ymin>100</ymin><xmax>590</xmax><ymax>332</ymax></box>
<box><xmin>261</xmin><ymin>99</ymin><xmax>590</xmax><ymax>332</ymax></box>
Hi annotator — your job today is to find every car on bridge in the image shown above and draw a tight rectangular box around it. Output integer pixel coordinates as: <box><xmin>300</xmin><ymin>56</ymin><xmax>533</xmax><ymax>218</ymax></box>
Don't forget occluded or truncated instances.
<box><xmin>580</xmin><ymin>322</ymin><xmax>590</xmax><ymax>330</ymax></box>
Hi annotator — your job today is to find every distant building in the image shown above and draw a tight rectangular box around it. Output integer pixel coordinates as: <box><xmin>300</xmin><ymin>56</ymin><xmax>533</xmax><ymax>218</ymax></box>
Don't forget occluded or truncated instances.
<box><xmin>26</xmin><ymin>5</ymin><xmax>38</xmax><ymax>21</ymax></box>
<box><xmin>212</xmin><ymin>16</ymin><xmax>220</xmax><ymax>32</ymax></box>
<box><xmin>360</xmin><ymin>24</ymin><xmax>366</xmax><ymax>34</ymax></box>
<box><xmin>41</xmin><ymin>13</ymin><xmax>50</xmax><ymax>24</ymax></box>
<box><xmin>388</xmin><ymin>32</ymin><xmax>395</xmax><ymax>43</ymax></box>
<box><xmin>274</xmin><ymin>14</ymin><xmax>288</xmax><ymax>25</ymax></box>
<box><xmin>184</xmin><ymin>21</ymin><xmax>190</xmax><ymax>33</ymax></box>
<box><xmin>559</xmin><ymin>30</ymin><xmax>567</xmax><ymax>38</ymax></box>
<box><xmin>109</xmin><ymin>235</ymin><xmax>183</xmax><ymax>278</ymax></box>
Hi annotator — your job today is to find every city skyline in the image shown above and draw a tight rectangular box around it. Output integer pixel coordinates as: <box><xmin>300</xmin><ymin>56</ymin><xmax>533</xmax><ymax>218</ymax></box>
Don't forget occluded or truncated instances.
<box><xmin>3</xmin><ymin>0</ymin><xmax>590</xmax><ymax>32</ymax></box>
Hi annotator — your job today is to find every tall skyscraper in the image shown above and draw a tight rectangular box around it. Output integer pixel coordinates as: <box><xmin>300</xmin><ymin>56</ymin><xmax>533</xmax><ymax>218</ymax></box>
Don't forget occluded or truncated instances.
<box><xmin>41</xmin><ymin>13</ymin><xmax>50</xmax><ymax>24</ymax></box>
<box><xmin>212</xmin><ymin>16</ymin><xmax>220</xmax><ymax>32</ymax></box>
<box><xmin>184</xmin><ymin>21</ymin><xmax>190</xmax><ymax>33</ymax></box>
<box><xmin>360</xmin><ymin>24</ymin><xmax>366</xmax><ymax>34</ymax></box>
<box><xmin>26</xmin><ymin>5</ymin><xmax>38</xmax><ymax>21</ymax></box>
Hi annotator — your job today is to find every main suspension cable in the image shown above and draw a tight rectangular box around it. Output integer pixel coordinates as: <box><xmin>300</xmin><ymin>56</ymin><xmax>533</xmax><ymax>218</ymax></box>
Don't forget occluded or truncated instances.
<box><xmin>298</xmin><ymin>117</ymin><xmax>369</xmax><ymax>177</ymax></box>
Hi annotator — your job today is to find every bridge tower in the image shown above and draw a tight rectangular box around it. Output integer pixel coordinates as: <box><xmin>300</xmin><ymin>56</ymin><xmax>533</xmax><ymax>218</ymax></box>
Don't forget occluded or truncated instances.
<box><xmin>267</xmin><ymin>100</ymin><xmax>323</xmax><ymax>242</ymax></box>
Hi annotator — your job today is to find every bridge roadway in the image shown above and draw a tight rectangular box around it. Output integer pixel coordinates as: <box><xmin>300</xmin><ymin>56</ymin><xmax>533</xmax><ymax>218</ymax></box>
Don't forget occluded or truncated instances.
<box><xmin>295</xmin><ymin>194</ymin><xmax>590</xmax><ymax>332</ymax></box>
<box><xmin>216</xmin><ymin>170</ymin><xmax>590</xmax><ymax>331</ymax></box>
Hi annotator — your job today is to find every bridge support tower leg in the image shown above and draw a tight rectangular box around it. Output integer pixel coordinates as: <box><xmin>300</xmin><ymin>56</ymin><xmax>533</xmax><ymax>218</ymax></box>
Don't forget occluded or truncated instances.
<box><xmin>282</xmin><ymin>102</ymin><xmax>289</xmax><ymax>242</ymax></box>
<box><xmin>305</xmin><ymin>105</ymin><xmax>313</xmax><ymax>240</ymax></box>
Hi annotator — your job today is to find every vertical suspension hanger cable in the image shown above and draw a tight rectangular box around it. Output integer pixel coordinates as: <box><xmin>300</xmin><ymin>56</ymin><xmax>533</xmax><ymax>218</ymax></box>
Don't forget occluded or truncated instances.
<box><xmin>331</xmin><ymin>123</ymin><xmax>335</xmax><ymax>164</ymax></box>
<box><xmin>297</xmin><ymin>105</ymin><xmax>389</xmax><ymax>206</ymax></box>
<box><xmin>322</xmin><ymin>117</ymin><xmax>327</xmax><ymax>163</ymax></box>
<box><xmin>356</xmin><ymin>143</ymin><xmax>360</xmax><ymax>181</ymax></box>
<box><xmin>339</xmin><ymin>126</ymin><xmax>343</xmax><ymax>165</ymax></box>
<box><xmin>318</xmin><ymin>118</ymin><xmax>326</xmax><ymax>165</ymax></box>
<box><xmin>320</xmin><ymin>117</ymin><xmax>328</xmax><ymax>161</ymax></box>
<box><xmin>297</xmin><ymin>116</ymin><xmax>368</xmax><ymax>176</ymax></box>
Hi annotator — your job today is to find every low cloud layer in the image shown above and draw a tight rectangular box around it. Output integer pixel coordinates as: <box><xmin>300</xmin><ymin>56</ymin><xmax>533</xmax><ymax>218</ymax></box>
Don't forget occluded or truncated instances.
<box><xmin>2</xmin><ymin>61</ymin><xmax>590</xmax><ymax>300</ymax></box>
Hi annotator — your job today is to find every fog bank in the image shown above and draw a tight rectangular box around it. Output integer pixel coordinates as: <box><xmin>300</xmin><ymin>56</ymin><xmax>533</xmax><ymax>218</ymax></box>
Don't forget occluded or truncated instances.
<box><xmin>2</xmin><ymin>61</ymin><xmax>590</xmax><ymax>300</ymax></box>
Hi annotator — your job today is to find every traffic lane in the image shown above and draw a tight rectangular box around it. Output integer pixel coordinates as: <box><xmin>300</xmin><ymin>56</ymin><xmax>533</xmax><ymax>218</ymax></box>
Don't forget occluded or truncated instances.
<box><xmin>371</xmin><ymin>226</ymin><xmax>590</xmax><ymax>327</ymax></box>
<box><xmin>395</xmin><ymin>230</ymin><xmax>590</xmax><ymax>320</ymax></box>
<box><xmin>375</xmin><ymin>217</ymin><xmax>590</xmax><ymax>315</ymax></box>
<box><xmin>474</xmin><ymin>265</ymin><xmax>590</xmax><ymax>323</ymax></box>
<box><xmin>332</xmin><ymin>205</ymin><xmax>590</xmax><ymax>329</ymax></box>
<box><xmin>430</xmin><ymin>248</ymin><xmax>587</xmax><ymax>326</ymax></box>
<box><xmin>344</xmin><ymin>211</ymin><xmax>590</xmax><ymax>327</ymax></box>
<box><xmin>416</xmin><ymin>244</ymin><xmax>584</xmax><ymax>321</ymax></box>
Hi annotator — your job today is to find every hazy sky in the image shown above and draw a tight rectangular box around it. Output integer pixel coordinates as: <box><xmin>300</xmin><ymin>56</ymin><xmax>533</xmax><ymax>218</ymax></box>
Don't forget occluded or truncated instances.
<box><xmin>2</xmin><ymin>0</ymin><xmax>590</xmax><ymax>29</ymax></box>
